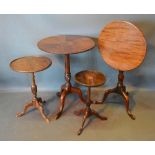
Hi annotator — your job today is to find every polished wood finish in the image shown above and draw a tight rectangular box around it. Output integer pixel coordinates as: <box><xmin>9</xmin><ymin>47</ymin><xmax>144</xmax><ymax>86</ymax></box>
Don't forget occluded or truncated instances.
<box><xmin>74</xmin><ymin>70</ymin><xmax>107</xmax><ymax>135</ymax></box>
<box><xmin>96</xmin><ymin>71</ymin><xmax>135</xmax><ymax>120</ymax></box>
<box><xmin>38</xmin><ymin>35</ymin><xmax>95</xmax><ymax>119</ymax></box>
<box><xmin>38</xmin><ymin>35</ymin><xmax>95</xmax><ymax>54</ymax></box>
<box><xmin>10</xmin><ymin>56</ymin><xmax>52</xmax><ymax>73</ymax></box>
<box><xmin>97</xmin><ymin>21</ymin><xmax>147</xmax><ymax>120</ymax></box>
<box><xmin>74</xmin><ymin>70</ymin><xmax>106</xmax><ymax>87</ymax></box>
<box><xmin>10</xmin><ymin>56</ymin><xmax>52</xmax><ymax>123</ymax></box>
<box><xmin>98</xmin><ymin>21</ymin><xmax>147</xmax><ymax>71</ymax></box>
<box><xmin>55</xmin><ymin>54</ymin><xmax>85</xmax><ymax>119</ymax></box>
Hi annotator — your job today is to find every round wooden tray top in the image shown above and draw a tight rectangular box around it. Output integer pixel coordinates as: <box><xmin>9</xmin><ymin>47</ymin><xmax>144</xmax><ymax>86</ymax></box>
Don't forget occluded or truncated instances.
<box><xmin>75</xmin><ymin>70</ymin><xmax>106</xmax><ymax>87</ymax></box>
<box><xmin>37</xmin><ymin>35</ymin><xmax>95</xmax><ymax>54</ymax></box>
<box><xmin>98</xmin><ymin>21</ymin><xmax>147</xmax><ymax>71</ymax></box>
<box><xmin>10</xmin><ymin>56</ymin><xmax>52</xmax><ymax>73</ymax></box>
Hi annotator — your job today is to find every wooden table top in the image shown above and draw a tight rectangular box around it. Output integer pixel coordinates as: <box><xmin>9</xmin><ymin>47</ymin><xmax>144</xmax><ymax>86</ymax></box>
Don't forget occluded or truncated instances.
<box><xmin>98</xmin><ymin>21</ymin><xmax>147</xmax><ymax>71</ymax></box>
<box><xmin>37</xmin><ymin>35</ymin><xmax>95</xmax><ymax>55</ymax></box>
<box><xmin>74</xmin><ymin>70</ymin><xmax>106</xmax><ymax>87</ymax></box>
<box><xmin>10</xmin><ymin>56</ymin><xmax>52</xmax><ymax>73</ymax></box>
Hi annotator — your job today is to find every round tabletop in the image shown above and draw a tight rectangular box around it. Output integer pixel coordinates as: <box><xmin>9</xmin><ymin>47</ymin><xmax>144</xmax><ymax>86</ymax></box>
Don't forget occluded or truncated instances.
<box><xmin>37</xmin><ymin>35</ymin><xmax>95</xmax><ymax>55</ymax></box>
<box><xmin>74</xmin><ymin>70</ymin><xmax>106</xmax><ymax>87</ymax></box>
<box><xmin>10</xmin><ymin>56</ymin><xmax>52</xmax><ymax>73</ymax></box>
<box><xmin>98</xmin><ymin>21</ymin><xmax>147</xmax><ymax>71</ymax></box>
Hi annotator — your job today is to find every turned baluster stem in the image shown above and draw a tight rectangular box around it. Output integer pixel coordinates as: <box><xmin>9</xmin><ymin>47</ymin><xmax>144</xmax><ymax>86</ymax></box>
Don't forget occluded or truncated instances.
<box><xmin>64</xmin><ymin>54</ymin><xmax>71</xmax><ymax>88</ymax></box>
<box><xmin>117</xmin><ymin>70</ymin><xmax>124</xmax><ymax>87</ymax></box>
<box><xmin>31</xmin><ymin>72</ymin><xmax>37</xmax><ymax>100</ymax></box>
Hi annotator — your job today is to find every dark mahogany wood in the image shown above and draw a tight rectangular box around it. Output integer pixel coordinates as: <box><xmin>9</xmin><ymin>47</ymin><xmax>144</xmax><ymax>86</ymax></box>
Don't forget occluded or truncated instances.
<box><xmin>97</xmin><ymin>21</ymin><xmax>147</xmax><ymax>120</ymax></box>
<box><xmin>38</xmin><ymin>35</ymin><xmax>95</xmax><ymax>54</ymax></box>
<box><xmin>74</xmin><ymin>70</ymin><xmax>106</xmax><ymax>87</ymax></box>
<box><xmin>74</xmin><ymin>70</ymin><xmax>107</xmax><ymax>135</ymax></box>
<box><xmin>98</xmin><ymin>21</ymin><xmax>147</xmax><ymax>71</ymax></box>
<box><xmin>10</xmin><ymin>56</ymin><xmax>52</xmax><ymax>123</ymax></box>
<box><xmin>10</xmin><ymin>56</ymin><xmax>51</xmax><ymax>73</ymax></box>
<box><xmin>38</xmin><ymin>35</ymin><xmax>95</xmax><ymax>119</ymax></box>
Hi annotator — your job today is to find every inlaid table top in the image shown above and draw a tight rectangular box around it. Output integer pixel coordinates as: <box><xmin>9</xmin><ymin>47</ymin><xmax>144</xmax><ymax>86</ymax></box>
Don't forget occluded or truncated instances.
<box><xmin>98</xmin><ymin>21</ymin><xmax>147</xmax><ymax>71</ymax></box>
<box><xmin>75</xmin><ymin>70</ymin><xmax>106</xmax><ymax>87</ymax></box>
<box><xmin>37</xmin><ymin>35</ymin><xmax>95</xmax><ymax>54</ymax></box>
<box><xmin>10</xmin><ymin>56</ymin><xmax>52</xmax><ymax>73</ymax></box>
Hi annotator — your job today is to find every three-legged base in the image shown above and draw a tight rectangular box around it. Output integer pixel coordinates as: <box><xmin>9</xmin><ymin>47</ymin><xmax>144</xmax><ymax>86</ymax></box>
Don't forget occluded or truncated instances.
<box><xmin>96</xmin><ymin>71</ymin><xmax>136</xmax><ymax>120</ymax></box>
<box><xmin>55</xmin><ymin>54</ymin><xmax>85</xmax><ymax>120</ymax></box>
<box><xmin>75</xmin><ymin>106</ymin><xmax>107</xmax><ymax>135</ymax></box>
<box><xmin>55</xmin><ymin>84</ymin><xmax>85</xmax><ymax>120</ymax></box>
<box><xmin>16</xmin><ymin>97</ymin><xmax>49</xmax><ymax>123</ymax></box>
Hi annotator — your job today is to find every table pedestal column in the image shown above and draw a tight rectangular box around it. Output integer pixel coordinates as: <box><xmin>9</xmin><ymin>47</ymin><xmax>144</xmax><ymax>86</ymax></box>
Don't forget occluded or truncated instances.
<box><xmin>16</xmin><ymin>73</ymin><xmax>49</xmax><ymax>123</ymax></box>
<box><xmin>55</xmin><ymin>54</ymin><xmax>85</xmax><ymax>119</ymax></box>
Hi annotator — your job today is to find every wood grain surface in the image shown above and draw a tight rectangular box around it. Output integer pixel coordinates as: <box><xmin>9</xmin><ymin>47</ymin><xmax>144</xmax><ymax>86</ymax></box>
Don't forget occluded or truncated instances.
<box><xmin>38</xmin><ymin>35</ymin><xmax>95</xmax><ymax>54</ymax></box>
<box><xmin>98</xmin><ymin>21</ymin><xmax>147</xmax><ymax>71</ymax></box>
<box><xmin>10</xmin><ymin>56</ymin><xmax>52</xmax><ymax>73</ymax></box>
<box><xmin>75</xmin><ymin>70</ymin><xmax>106</xmax><ymax>87</ymax></box>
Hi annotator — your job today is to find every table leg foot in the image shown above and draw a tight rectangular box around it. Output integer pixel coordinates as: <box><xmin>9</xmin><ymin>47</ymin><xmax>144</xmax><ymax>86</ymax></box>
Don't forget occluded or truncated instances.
<box><xmin>55</xmin><ymin>89</ymin><xmax>67</xmax><ymax>120</ymax></box>
<box><xmin>121</xmin><ymin>90</ymin><xmax>136</xmax><ymax>120</ymax></box>
<box><xmin>55</xmin><ymin>111</ymin><xmax>62</xmax><ymax>120</ymax></box>
<box><xmin>128</xmin><ymin>111</ymin><xmax>136</xmax><ymax>120</ymax></box>
<box><xmin>16</xmin><ymin>102</ymin><xmax>33</xmax><ymax>118</ymax></box>
<box><xmin>37</xmin><ymin>101</ymin><xmax>50</xmax><ymax>124</ymax></box>
<box><xmin>77</xmin><ymin>110</ymin><xmax>89</xmax><ymax>135</ymax></box>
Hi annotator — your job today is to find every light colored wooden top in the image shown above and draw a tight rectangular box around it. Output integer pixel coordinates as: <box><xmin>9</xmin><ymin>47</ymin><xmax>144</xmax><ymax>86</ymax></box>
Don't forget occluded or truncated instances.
<box><xmin>98</xmin><ymin>21</ymin><xmax>147</xmax><ymax>71</ymax></box>
<box><xmin>10</xmin><ymin>56</ymin><xmax>52</xmax><ymax>73</ymax></box>
<box><xmin>37</xmin><ymin>35</ymin><xmax>95</xmax><ymax>55</ymax></box>
<box><xmin>74</xmin><ymin>70</ymin><xmax>106</xmax><ymax>87</ymax></box>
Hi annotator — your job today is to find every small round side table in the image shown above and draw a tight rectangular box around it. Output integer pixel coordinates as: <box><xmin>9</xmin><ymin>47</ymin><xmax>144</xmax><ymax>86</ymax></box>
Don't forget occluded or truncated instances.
<box><xmin>38</xmin><ymin>35</ymin><xmax>95</xmax><ymax>120</ymax></box>
<box><xmin>10</xmin><ymin>56</ymin><xmax>52</xmax><ymax>123</ymax></box>
<box><xmin>74</xmin><ymin>70</ymin><xmax>107</xmax><ymax>135</ymax></box>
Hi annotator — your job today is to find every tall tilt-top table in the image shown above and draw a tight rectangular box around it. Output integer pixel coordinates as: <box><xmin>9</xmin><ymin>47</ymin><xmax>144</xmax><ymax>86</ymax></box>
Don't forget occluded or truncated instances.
<box><xmin>97</xmin><ymin>21</ymin><xmax>147</xmax><ymax>120</ymax></box>
<box><xmin>38</xmin><ymin>35</ymin><xmax>95</xmax><ymax>119</ymax></box>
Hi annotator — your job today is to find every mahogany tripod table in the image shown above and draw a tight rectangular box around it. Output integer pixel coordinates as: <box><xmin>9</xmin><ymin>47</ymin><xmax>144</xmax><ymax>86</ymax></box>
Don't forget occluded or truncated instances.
<box><xmin>74</xmin><ymin>70</ymin><xmax>107</xmax><ymax>135</ymax></box>
<box><xmin>38</xmin><ymin>35</ymin><xmax>95</xmax><ymax>119</ymax></box>
<box><xmin>97</xmin><ymin>21</ymin><xmax>147</xmax><ymax>120</ymax></box>
<box><xmin>10</xmin><ymin>56</ymin><xmax>52</xmax><ymax>123</ymax></box>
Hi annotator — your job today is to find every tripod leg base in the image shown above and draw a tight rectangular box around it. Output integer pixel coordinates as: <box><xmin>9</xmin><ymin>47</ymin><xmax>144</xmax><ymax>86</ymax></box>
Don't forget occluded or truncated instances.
<box><xmin>16</xmin><ymin>102</ymin><xmax>33</xmax><ymax>117</ymax></box>
<box><xmin>77</xmin><ymin>108</ymin><xmax>107</xmax><ymax>135</ymax></box>
<box><xmin>55</xmin><ymin>85</ymin><xmax>85</xmax><ymax>120</ymax></box>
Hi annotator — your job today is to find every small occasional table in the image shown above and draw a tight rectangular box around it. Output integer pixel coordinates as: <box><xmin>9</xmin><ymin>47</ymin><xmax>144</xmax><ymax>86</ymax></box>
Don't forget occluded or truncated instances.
<box><xmin>38</xmin><ymin>35</ymin><xmax>95</xmax><ymax>119</ymax></box>
<box><xmin>97</xmin><ymin>21</ymin><xmax>147</xmax><ymax>120</ymax></box>
<box><xmin>10</xmin><ymin>56</ymin><xmax>52</xmax><ymax>123</ymax></box>
<box><xmin>74</xmin><ymin>70</ymin><xmax>107</xmax><ymax>135</ymax></box>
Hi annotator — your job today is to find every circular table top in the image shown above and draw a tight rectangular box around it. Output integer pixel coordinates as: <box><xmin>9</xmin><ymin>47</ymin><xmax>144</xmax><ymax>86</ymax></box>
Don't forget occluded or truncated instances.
<box><xmin>74</xmin><ymin>70</ymin><xmax>106</xmax><ymax>87</ymax></box>
<box><xmin>10</xmin><ymin>56</ymin><xmax>52</xmax><ymax>73</ymax></box>
<box><xmin>37</xmin><ymin>35</ymin><xmax>95</xmax><ymax>54</ymax></box>
<box><xmin>98</xmin><ymin>21</ymin><xmax>147</xmax><ymax>71</ymax></box>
